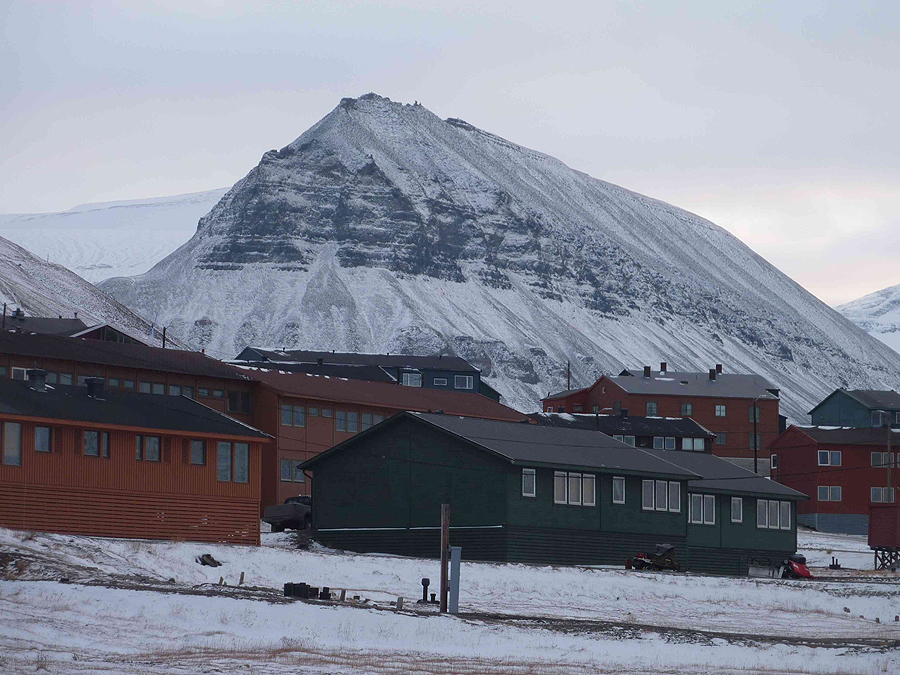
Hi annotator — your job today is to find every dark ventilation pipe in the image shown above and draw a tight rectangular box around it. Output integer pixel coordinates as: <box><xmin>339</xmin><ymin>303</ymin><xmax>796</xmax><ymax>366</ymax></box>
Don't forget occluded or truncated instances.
<box><xmin>27</xmin><ymin>369</ymin><xmax>47</xmax><ymax>393</ymax></box>
<box><xmin>620</xmin><ymin>409</ymin><xmax>629</xmax><ymax>418</ymax></box>
<box><xmin>85</xmin><ymin>377</ymin><xmax>105</xmax><ymax>399</ymax></box>
<box><xmin>317</xmin><ymin>357</ymin><xmax>324</xmax><ymax>366</ymax></box>
<box><xmin>709</xmin><ymin>369</ymin><xmax>717</xmax><ymax>381</ymax></box>
<box><xmin>643</xmin><ymin>366</ymin><xmax>651</xmax><ymax>378</ymax></box>
<box><xmin>660</xmin><ymin>362</ymin><xmax>667</xmax><ymax>373</ymax></box>
<box><xmin>716</xmin><ymin>364</ymin><xmax>723</xmax><ymax>374</ymax></box>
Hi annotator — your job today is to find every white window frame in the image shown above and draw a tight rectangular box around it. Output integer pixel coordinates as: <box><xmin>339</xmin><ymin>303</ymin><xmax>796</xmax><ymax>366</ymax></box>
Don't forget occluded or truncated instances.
<box><xmin>646</xmin><ymin>401</ymin><xmax>658</xmax><ymax>416</ymax></box>
<box><xmin>433</xmin><ymin>378</ymin><xmax>448</xmax><ymax>386</ymax></box>
<box><xmin>731</xmin><ymin>497</ymin><xmax>743</xmax><ymax>523</ymax></box>
<box><xmin>624</xmin><ymin>435</ymin><xmax>635</xmax><ymax>447</ymax></box>
<box><xmin>554</xmin><ymin>471</ymin><xmax>567</xmax><ymax>504</ymax></box>
<box><xmin>642</xmin><ymin>479</ymin><xmax>655</xmax><ymax>511</ymax></box>
<box><xmin>668</xmin><ymin>481</ymin><xmax>680</xmax><ymax>512</ymax></box>
<box><xmin>681</xmin><ymin>403</ymin><xmax>693</xmax><ymax>416</ymax></box>
<box><xmin>522</xmin><ymin>468</ymin><xmax>536</xmax><ymax>498</ymax></box>
<box><xmin>757</xmin><ymin>499</ymin><xmax>768</xmax><ymax>528</ymax></box>
<box><xmin>454</xmin><ymin>375</ymin><xmax>474</xmax><ymax>390</ymax></box>
<box><xmin>830</xmin><ymin>486</ymin><xmax>842</xmax><ymax>502</ymax></box>
<box><xmin>653</xmin><ymin>437</ymin><xmax>664</xmax><ymax>450</ymax></box>
<box><xmin>401</xmin><ymin>372</ymin><xmax>422</xmax><ymax>387</ymax></box>
<box><xmin>582</xmin><ymin>474</ymin><xmax>596</xmax><ymax>507</ymax></box>
<box><xmin>818</xmin><ymin>486</ymin><xmax>830</xmax><ymax>501</ymax></box>
<box><xmin>768</xmin><ymin>500</ymin><xmax>780</xmax><ymax>529</ymax></box>
<box><xmin>690</xmin><ymin>493</ymin><xmax>703</xmax><ymax>524</ymax></box>
<box><xmin>817</xmin><ymin>450</ymin><xmax>830</xmax><ymax>466</ymax></box>
<box><xmin>612</xmin><ymin>476</ymin><xmax>625</xmax><ymax>504</ymax></box>
<box><xmin>11</xmin><ymin>367</ymin><xmax>27</xmax><ymax>381</ymax></box>
<box><xmin>829</xmin><ymin>451</ymin><xmax>841</xmax><ymax>466</ymax></box>
<box><xmin>716</xmin><ymin>433</ymin><xmax>727</xmax><ymax>445</ymax></box>
<box><xmin>780</xmin><ymin>501</ymin><xmax>791</xmax><ymax>530</ymax></box>
<box><xmin>715</xmin><ymin>404</ymin><xmax>726</xmax><ymax>417</ymax></box>
<box><xmin>683</xmin><ymin>438</ymin><xmax>694</xmax><ymax>451</ymax></box>
<box><xmin>568</xmin><ymin>472</ymin><xmax>583</xmax><ymax>505</ymax></box>
<box><xmin>770</xmin><ymin>454</ymin><xmax>778</xmax><ymax>470</ymax></box>
<box><xmin>665</xmin><ymin>437</ymin><xmax>676</xmax><ymax>450</ymax></box>
<box><xmin>703</xmin><ymin>494</ymin><xmax>715</xmax><ymax>525</ymax></box>
<box><xmin>655</xmin><ymin>480</ymin><xmax>669</xmax><ymax>512</ymax></box>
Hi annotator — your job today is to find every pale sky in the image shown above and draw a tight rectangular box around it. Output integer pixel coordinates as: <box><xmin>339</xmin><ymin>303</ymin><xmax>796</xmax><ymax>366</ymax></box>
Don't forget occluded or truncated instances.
<box><xmin>2</xmin><ymin>1</ymin><xmax>898</xmax><ymax>306</ymax></box>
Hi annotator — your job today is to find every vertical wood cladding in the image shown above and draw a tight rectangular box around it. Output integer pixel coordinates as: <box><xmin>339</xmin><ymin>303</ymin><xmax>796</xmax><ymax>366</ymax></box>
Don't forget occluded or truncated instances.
<box><xmin>0</xmin><ymin>418</ymin><xmax>262</xmax><ymax>545</ymax></box>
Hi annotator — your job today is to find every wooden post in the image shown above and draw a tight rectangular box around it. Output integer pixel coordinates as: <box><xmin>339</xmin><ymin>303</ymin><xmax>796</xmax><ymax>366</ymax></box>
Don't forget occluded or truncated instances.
<box><xmin>440</xmin><ymin>503</ymin><xmax>450</xmax><ymax>613</ymax></box>
<box><xmin>162</xmin><ymin>326</ymin><xmax>167</xmax><ymax>349</ymax></box>
<box><xmin>888</xmin><ymin>415</ymin><xmax>893</xmax><ymax>504</ymax></box>
<box><xmin>397</xmin><ymin>596</ymin><xmax>404</xmax><ymax>610</ymax></box>
<box><xmin>239</xmin><ymin>572</ymin><xmax>245</xmax><ymax>586</ymax></box>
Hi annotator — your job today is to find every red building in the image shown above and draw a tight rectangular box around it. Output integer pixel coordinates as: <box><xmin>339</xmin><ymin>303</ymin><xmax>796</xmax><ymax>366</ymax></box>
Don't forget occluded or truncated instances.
<box><xmin>0</xmin><ymin>371</ymin><xmax>270</xmax><ymax>544</ymax></box>
<box><xmin>541</xmin><ymin>363</ymin><xmax>781</xmax><ymax>473</ymax></box>
<box><xmin>770</xmin><ymin>425</ymin><xmax>897</xmax><ymax>535</ymax></box>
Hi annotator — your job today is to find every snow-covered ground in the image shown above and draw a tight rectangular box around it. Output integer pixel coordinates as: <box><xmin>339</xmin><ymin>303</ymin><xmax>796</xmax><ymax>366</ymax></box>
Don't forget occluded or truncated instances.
<box><xmin>1</xmin><ymin>527</ymin><xmax>897</xmax><ymax>674</ymax></box>
<box><xmin>837</xmin><ymin>283</ymin><xmax>900</xmax><ymax>355</ymax></box>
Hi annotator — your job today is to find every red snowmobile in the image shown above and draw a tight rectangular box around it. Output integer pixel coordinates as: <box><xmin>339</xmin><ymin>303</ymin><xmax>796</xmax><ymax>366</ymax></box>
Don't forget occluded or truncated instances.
<box><xmin>782</xmin><ymin>554</ymin><xmax>812</xmax><ymax>579</ymax></box>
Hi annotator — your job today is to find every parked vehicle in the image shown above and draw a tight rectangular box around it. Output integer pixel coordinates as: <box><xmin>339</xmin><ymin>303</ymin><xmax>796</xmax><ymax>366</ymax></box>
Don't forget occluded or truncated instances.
<box><xmin>263</xmin><ymin>496</ymin><xmax>312</xmax><ymax>533</ymax></box>
<box><xmin>633</xmin><ymin>543</ymin><xmax>680</xmax><ymax>572</ymax></box>
<box><xmin>781</xmin><ymin>553</ymin><xmax>812</xmax><ymax>579</ymax></box>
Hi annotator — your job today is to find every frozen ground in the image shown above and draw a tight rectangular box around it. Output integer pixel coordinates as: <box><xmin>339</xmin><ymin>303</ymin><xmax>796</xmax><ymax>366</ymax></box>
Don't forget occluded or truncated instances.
<box><xmin>1</xmin><ymin>527</ymin><xmax>897</xmax><ymax>674</ymax></box>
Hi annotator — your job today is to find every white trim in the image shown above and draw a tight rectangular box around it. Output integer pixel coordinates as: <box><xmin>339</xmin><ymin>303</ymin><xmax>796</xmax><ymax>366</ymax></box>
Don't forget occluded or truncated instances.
<box><xmin>655</xmin><ymin>480</ymin><xmax>668</xmax><ymax>512</ymax></box>
<box><xmin>702</xmin><ymin>494</ymin><xmax>715</xmax><ymax>525</ymax></box>
<box><xmin>554</xmin><ymin>471</ymin><xmax>568</xmax><ymax>504</ymax></box>
<box><xmin>522</xmin><ymin>468</ymin><xmax>536</xmax><ymax>498</ymax></box>
<box><xmin>731</xmin><ymin>496</ymin><xmax>743</xmax><ymax>523</ymax></box>
<box><xmin>667</xmin><ymin>481</ymin><xmax>681</xmax><ymax>512</ymax></box>
<box><xmin>582</xmin><ymin>474</ymin><xmax>596</xmax><ymax>507</ymax></box>
<box><xmin>642</xmin><ymin>480</ymin><xmax>654</xmax><ymax>511</ymax></box>
<box><xmin>612</xmin><ymin>476</ymin><xmax>626</xmax><ymax>504</ymax></box>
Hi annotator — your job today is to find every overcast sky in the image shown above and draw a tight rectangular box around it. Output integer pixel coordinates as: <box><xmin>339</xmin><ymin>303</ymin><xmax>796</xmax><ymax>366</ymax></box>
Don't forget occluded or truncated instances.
<box><xmin>2</xmin><ymin>1</ymin><xmax>898</xmax><ymax>306</ymax></box>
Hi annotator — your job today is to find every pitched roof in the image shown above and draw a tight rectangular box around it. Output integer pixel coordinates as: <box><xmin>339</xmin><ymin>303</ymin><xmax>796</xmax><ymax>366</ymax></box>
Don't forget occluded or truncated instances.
<box><xmin>528</xmin><ymin>412</ymin><xmax>715</xmax><ymax>438</ymax></box>
<box><xmin>227</xmin><ymin>360</ymin><xmax>397</xmax><ymax>383</ymax></box>
<box><xmin>241</xmin><ymin>368</ymin><xmax>524</xmax><ymax>421</ymax></box>
<box><xmin>2</xmin><ymin>316</ymin><xmax>88</xmax><ymax>336</ymax></box>
<box><xmin>842</xmin><ymin>389</ymin><xmax>900</xmax><ymax>410</ymax></box>
<box><xmin>235</xmin><ymin>348</ymin><xmax>480</xmax><ymax>373</ymax></box>
<box><xmin>543</xmin><ymin>387</ymin><xmax>589</xmax><ymax>401</ymax></box>
<box><xmin>400</xmin><ymin>413</ymin><xmax>699</xmax><ymax>476</ymax></box>
<box><xmin>787</xmin><ymin>426</ymin><xmax>900</xmax><ymax>446</ymax></box>
<box><xmin>0</xmin><ymin>331</ymin><xmax>248</xmax><ymax>381</ymax></box>
<box><xmin>0</xmin><ymin>378</ymin><xmax>269</xmax><ymax>439</ymax></box>
<box><xmin>643</xmin><ymin>448</ymin><xmax>806</xmax><ymax>499</ymax></box>
<box><xmin>608</xmin><ymin>369</ymin><xmax>779</xmax><ymax>400</ymax></box>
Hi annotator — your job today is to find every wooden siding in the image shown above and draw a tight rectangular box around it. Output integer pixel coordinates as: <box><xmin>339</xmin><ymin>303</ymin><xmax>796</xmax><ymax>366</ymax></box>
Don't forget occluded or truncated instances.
<box><xmin>0</xmin><ymin>418</ymin><xmax>262</xmax><ymax>544</ymax></box>
<box><xmin>686</xmin><ymin>546</ymin><xmax>794</xmax><ymax>576</ymax></box>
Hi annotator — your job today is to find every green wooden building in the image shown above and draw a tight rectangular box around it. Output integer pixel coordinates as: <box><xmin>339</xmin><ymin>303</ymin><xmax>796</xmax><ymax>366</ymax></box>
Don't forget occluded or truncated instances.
<box><xmin>809</xmin><ymin>389</ymin><xmax>900</xmax><ymax>428</ymax></box>
<box><xmin>301</xmin><ymin>412</ymin><xmax>805</xmax><ymax>573</ymax></box>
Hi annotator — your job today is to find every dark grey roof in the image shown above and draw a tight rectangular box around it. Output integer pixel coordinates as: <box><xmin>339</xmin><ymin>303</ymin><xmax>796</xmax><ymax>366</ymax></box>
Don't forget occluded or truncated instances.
<box><xmin>644</xmin><ymin>448</ymin><xmax>807</xmax><ymax>499</ymax></box>
<box><xmin>790</xmin><ymin>426</ymin><xmax>900</xmax><ymax>447</ymax></box>
<box><xmin>611</xmin><ymin>369</ymin><xmax>779</xmax><ymax>400</ymax></box>
<box><xmin>407</xmin><ymin>413</ymin><xmax>699</xmax><ymax>477</ymax></box>
<box><xmin>543</xmin><ymin>387</ymin><xmax>589</xmax><ymax>401</ymax></box>
<box><xmin>0</xmin><ymin>379</ymin><xmax>269</xmax><ymax>438</ymax></box>
<box><xmin>227</xmin><ymin>360</ymin><xmax>396</xmax><ymax>383</ymax></box>
<box><xmin>529</xmin><ymin>412</ymin><xmax>715</xmax><ymax>438</ymax></box>
<box><xmin>234</xmin><ymin>348</ymin><xmax>479</xmax><ymax>373</ymax></box>
<box><xmin>2</xmin><ymin>316</ymin><xmax>88</xmax><ymax>336</ymax></box>
<box><xmin>843</xmin><ymin>389</ymin><xmax>900</xmax><ymax>411</ymax></box>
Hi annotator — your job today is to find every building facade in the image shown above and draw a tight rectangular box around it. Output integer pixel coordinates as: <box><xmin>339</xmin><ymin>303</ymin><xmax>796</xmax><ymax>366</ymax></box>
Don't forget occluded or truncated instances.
<box><xmin>809</xmin><ymin>389</ymin><xmax>900</xmax><ymax>429</ymax></box>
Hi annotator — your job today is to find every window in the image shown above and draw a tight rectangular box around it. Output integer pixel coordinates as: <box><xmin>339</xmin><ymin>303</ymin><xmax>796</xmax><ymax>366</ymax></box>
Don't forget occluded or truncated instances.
<box><xmin>280</xmin><ymin>459</ymin><xmax>306</xmax><ymax>483</ymax></box>
<box><xmin>665</xmin><ymin>437</ymin><xmax>675</xmax><ymax>450</ymax></box>
<box><xmin>45</xmin><ymin>371</ymin><xmax>57</xmax><ymax>384</ymax></box>
<box><xmin>35</xmin><ymin>426</ymin><xmax>52</xmax><ymax>453</ymax></box>
<box><xmin>818</xmin><ymin>450</ymin><xmax>841</xmax><ymax>466</ymax></box>
<box><xmin>613</xmin><ymin>435</ymin><xmax>623</xmax><ymax>442</ymax></box>
<box><xmin>308</xmin><ymin>407</ymin><xmax>318</xmax><ymax>417</ymax></box>
<box><xmin>281</xmin><ymin>404</ymin><xmax>293</xmax><ymax>426</ymax></box>
<box><xmin>642</xmin><ymin>480</ymin><xmax>655</xmax><ymax>510</ymax></box>
<box><xmin>757</xmin><ymin>499</ymin><xmax>792</xmax><ymax>529</ymax></box>
<box><xmin>780</xmin><ymin>501</ymin><xmax>790</xmax><ymax>530</ymax></box>
<box><xmin>84</xmin><ymin>430</ymin><xmax>109</xmax><ymax>458</ymax></box>
<box><xmin>770</xmin><ymin>454</ymin><xmax>778</xmax><ymax>470</ymax></box>
<box><xmin>321</xmin><ymin>408</ymin><xmax>332</xmax><ymax>418</ymax></box>
<box><xmin>454</xmin><ymin>375</ymin><xmax>474</xmax><ymax>390</ymax></box>
<box><xmin>0</xmin><ymin>366</ymin><xmax>6</xmax><ymax>377</ymax></box>
<box><xmin>347</xmin><ymin>412</ymin><xmax>358</xmax><ymax>432</ymax></box>
<box><xmin>123</xmin><ymin>379</ymin><xmax>135</xmax><ymax>390</ymax></box>
<box><xmin>139</xmin><ymin>381</ymin><xmax>151</xmax><ymax>393</ymax></box>
<box><xmin>136</xmin><ymin>435</ymin><xmax>160</xmax><ymax>462</ymax></box>
<box><xmin>871</xmin><ymin>487</ymin><xmax>895</xmax><ymax>503</ymax></box>
<box><xmin>76</xmin><ymin>375</ymin><xmax>88</xmax><ymax>387</ymax></box>
<box><xmin>624</xmin><ymin>435</ymin><xmax>635</xmax><ymax>447</ymax></box>
<box><xmin>522</xmin><ymin>468</ymin><xmax>536</xmax><ymax>497</ymax></box>
<box><xmin>198</xmin><ymin>387</ymin><xmax>210</xmax><ymax>398</ymax></box>
<box><xmin>293</xmin><ymin>461</ymin><xmax>304</xmax><ymax>483</ymax></box>
<box><xmin>668</xmin><ymin>482</ymin><xmax>680</xmax><ymax>512</ymax></box>
<box><xmin>401</xmin><ymin>372</ymin><xmax>422</xmax><ymax>387</ymax></box>
<box><xmin>612</xmin><ymin>476</ymin><xmax>625</xmax><ymax>504</ymax></box>
<box><xmin>568</xmin><ymin>473</ymin><xmax>582</xmax><ymax>505</ymax></box>
<box><xmin>592</xmin><ymin>405</ymin><xmax>599</xmax><ymax>413</ymax></box>
<box><xmin>554</xmin><ymin>472</ymin><xmax>567</xmax><ymax>504</ymax></box>
<box><xmin>373</xmin><ymin>414</ymin><xmax>384</xmax><ymax>425</ymax></box>
<box><xmin>689</xmin><ymin>493</ymin><xmax>715</xmax><ymax>524</ymax></box>
<box><xmin>646</xmin><ymin>402</ymin><xmax>658</xmax><ymax>416</ymax></box>
<box><xmin>190</xmin><ymin>440</ymin><xmax>206</xmax><ymax>465</ymax></box>
<box><xmin>818</xmin><ymin>485</ymin><xmax>830</xmax><ymax>501</ymax></box>
<box><xmin>233</xmin><ymin>443</ymin><xmax>249</xmax><ymax>483</ymax></box>
<box><xmin>59</xmin><ymin>373</ymin><xmax>73</xmax><ymax>386</ymax></box>
<box><xmin>227</xmin><ymin>391</ymin><xmax>252</xmax><ymax>414</ymax></box>
<box><xmin>583</xmin><ymin>475</ymin><xmax>596</xmax><ymax>506</ymax></box>
<box><xmin>336</xmin><ymin>410</ymin><xmax>347</xmax><ymax>432</ymax></box>
<box><xmin>683</xmin><ymin>438</ymin><xmax>695</xmax><ymax>451</ymax></box>
<box><xmin>680</xmin><ymin>403</ymin><xmax>693</xmax><ymax>416</ymax></box>
<box><xmin>151</xmin><ymin>383</ymin><xmax>165</xmax><ymax>395</ymax></box>
<box><xmin>749</xmin><ymin>406</ymin><xmax>760</xmax><ymax>422</ymax></box>
<box><xmin>434</xmin><ymin>378</ymin><xmax>448</xmax><ymax>386</ymax></box>
<box><xmin>871</xmin><ymin>452</ymin><xmax>895</xmax><ymax>468</ymax></box>
<box><xmin>613</xmin><ymin>401</ymin><xmax>621</xmax><ymax>412</ymax></box>
<box><xmin>693</xmin><ymin>438</ymin><xmax>705</xmax><ymax>452</ymax></box>
<box><xmin>12</xmin><ymin>367</ymin><xmax>27</xmax><ymax>381</ymax></box>
<box><xmin>573</xmin><ymin>405</ymin><xmax>583</xmax><ymax>412</ymax></box>
<box><xmin>169</xmin><ymin>385</ymin><xmax>181</xmax><ymax>396</ymax></box>
<box><xmin>653</xmin><ymin>437</ymin><xmax>664</xmax><ymax>450</ymax></box>
<box><xmin>2</xmin><ymin>422</ymin><xmax>22</xmax><ymax>465</ymax></box>
<box><xmin>751</xmin><ymin>434</ymin><xmax>762</xmax><ymax>450</ymax></box>
<box><xmin>182</xmin><ymin>387</ymin><xmax>194</xmax><ymax>399</ymax></box>
<box><xmin>212</xmin><ymin>389</ymin><xmax>224</xmax><ymax>399</ymax></box>
<box><xmin>293</xmin><ymin>406</ymin><xmax>306</xmax><ymax>428</ymax></box>
<box><xmin>361</xmin><ymin>413</ymin><xmax>373</xmax><ymax>430</ymax></box>
<box><xmin>655</xmin><ymin>480</ymin><xmax>668</xmax><ymax>512</ymax></box>
<box><xmin>715</xmin><ymin>404</ymin><xmax>726</xmax><ymax>417</ymax></box>
<box><xmin>217</xmin><ymin>441</ymin><xmax>231</xmax><ymax>481</ymax></box>
<box><xmin>768</xmin><ymin>500</ymin><xmax>779</xmax><ymax>529</ymax></box>
<box><xmin>757</xmin><ymin>499</ymin><xmax>768</xmax><ymax>528</ymax></box>
<box><xmin>731</xmin><ymin>497</ymin><xmax>743</xmax><ymax>523</ymax></box>
<box><xmin>546</xmin><ymin>407</ymin><xmax>553</xmax><ymax>413</ymax></box>
<box><xmin>108</xmin><ymin>378</ymin><xmax>120</xmax><ymax>388</ymax></box>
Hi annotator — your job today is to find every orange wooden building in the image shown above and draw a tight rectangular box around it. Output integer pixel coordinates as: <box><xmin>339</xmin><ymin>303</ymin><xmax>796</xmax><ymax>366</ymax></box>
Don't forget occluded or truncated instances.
<box><xmin>0</xmin><ymin>371</ymin><xmax>270</xmax><ymax>544</ymax></box>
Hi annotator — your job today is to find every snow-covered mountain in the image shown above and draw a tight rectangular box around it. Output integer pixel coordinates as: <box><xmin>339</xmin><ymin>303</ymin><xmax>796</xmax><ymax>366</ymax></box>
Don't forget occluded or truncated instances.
<box><xmin>836</xmin><ymin>285</ymin><xmax>900</xmax><ymax>354</ymax></box>
<box><xmin>0</xmin><ymin>235</ymin><xmax>182</xmax><ymax>348</ymax></box>
<box><xmin>99</xmin><ymin>94</ymin><xmax>900</xmax><ymax>419</ymax></box>
<box><xmin>0</xmin><ymin>189</ymin><xmax>228</xmax><ymax>283</ymax></box>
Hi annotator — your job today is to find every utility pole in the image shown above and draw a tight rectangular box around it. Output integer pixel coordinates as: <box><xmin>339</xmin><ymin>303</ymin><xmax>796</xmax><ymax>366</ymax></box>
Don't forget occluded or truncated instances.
<box><xmin>566</xmin><ymin>361</ymin><xmax>571</xmax><ymax>391</ymax></box>
<box><xmin>888</xmin><ymin>411</ymin><xmax>893</xmax><ymax>504</ymax></box>
<box><xmin>440</xmin><ymin>503</ymin><xmax>450</xmax><ymax>613</ymax></box>
<box><xmin>162</xmin><ymin>327</ymin><xmax>167</xmax><ymax>349</ymax></box>
<box><xmin>752</xmin><ymin>397</ymin><xmax>759</xmax><ymax>474</ymax></box>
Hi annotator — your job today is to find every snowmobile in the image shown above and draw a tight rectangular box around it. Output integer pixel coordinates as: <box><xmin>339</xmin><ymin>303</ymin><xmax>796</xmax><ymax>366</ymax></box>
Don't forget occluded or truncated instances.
<box><xmin>781</xmin><ymin>553</ymin><xmax>812</xmax><ymax>579</ymax></box>
<box><xmin>633</xmin><ymin>543</ymin><xmax>680</xmax><ymax>572</ymax></box>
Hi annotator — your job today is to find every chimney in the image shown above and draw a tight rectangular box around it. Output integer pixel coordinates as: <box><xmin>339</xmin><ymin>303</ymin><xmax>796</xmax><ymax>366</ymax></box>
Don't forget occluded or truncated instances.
<box><xmin>620</xmin><ymin>408</ymin><xmax>629</xmax><ymax>418</ymax></box>
<box><xmin>643</xmin><ymin>365</ymin><xmax>651</xmax><ymax>378</ymax></box>
<box><xmin>317</xmin><ymin>357</ymin><xmax>324</xmax><ymax>366</ymax></box>
<box><xmin>709</xmin><ymin>369</ymin><xmax>716</xmax><ymax>381</ymax></box>
<box><xmin>85</xmin><ymin>377</ymin><xmax>105</xmax><ymax>399</ymax></box>
<box><xmin>27</xmin><ymin>368</ymin><xmax>47</xmax><ymax>393</ymax></box>
<box><xmin>716</xmin><ymin>364</ymin><xmax>723</xmax><ymax>374</ymax></box>
<box><xmin>660</xmin><ymin>362</ymin><xmax>667</xmax><ymax>373</ymax></box>
<box><xmin>14</xmin><ymin>307</ymin><xmax>25</xmax><ymax>321</ymax></box>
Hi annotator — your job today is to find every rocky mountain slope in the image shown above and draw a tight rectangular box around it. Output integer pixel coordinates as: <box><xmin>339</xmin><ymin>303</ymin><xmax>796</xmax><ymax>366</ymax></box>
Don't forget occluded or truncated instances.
<box><xmin>0</xmin><ymin>235</ymin><xmax>181</xmax><ymax>348</ymax></box>
<box><xmin>0</xmin><ymin>189</ymin><xmax>227</xmax><ymax>283</ymax></box>
<box><xmin>99</xmin><ymin>94</ymin><xmax>900</xmax><ymax>419</ymax></box>
<box><xmin>836</xmin><ymin>285</ymin><xmax>900</xmax><ymax>354</ymax></box>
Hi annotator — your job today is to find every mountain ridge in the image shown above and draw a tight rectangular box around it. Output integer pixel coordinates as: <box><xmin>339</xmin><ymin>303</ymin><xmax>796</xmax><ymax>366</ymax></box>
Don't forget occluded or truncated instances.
<box><xmin>99</xmin><ymin>94</ymin><xmax>900</xmax><ymax>418</ymax></box>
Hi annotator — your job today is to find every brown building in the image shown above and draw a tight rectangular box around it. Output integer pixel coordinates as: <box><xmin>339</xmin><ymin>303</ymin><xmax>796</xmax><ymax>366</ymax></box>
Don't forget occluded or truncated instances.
<box><xmin>0</xmin><ymin>371</ymin><xmax>270</xmax><ymax>544</ymax></box>
<box><xmin>541</xmin><ymin>364</ymin><xmax>781</xmax><ymax>474</ymax></box>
